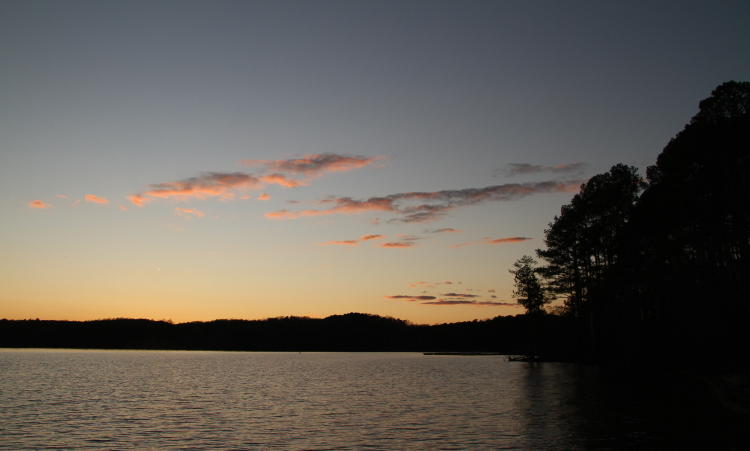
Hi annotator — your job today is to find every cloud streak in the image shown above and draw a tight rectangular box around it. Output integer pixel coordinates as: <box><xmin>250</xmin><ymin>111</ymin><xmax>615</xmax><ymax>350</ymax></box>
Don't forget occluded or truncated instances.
<box><xmin>422</xmin><ymin>299</ymin><xmax>520</xmax><ymax>306</ymax></box>
<box><xmin>128</xmin><ymin>154</ymin><xmax>381</xmax><ymax>206</ymax></box>
<box><xmin>387</xmin><ymin>292</ymin><xmax>519</xmax><ymax>307</ymax></box>
<box><xmin>243</xmin><ymin>153</ymin><xmax>380</xmax><ymax>177</ymax></box>
<box><xmin>385</xmin><ymin>295</ymin><xmax>437</xmax><ymax>301</ymax></box>
<box><xmin>453</xmin><ymin>236</ymin><xmax>532</xmax><ymax>248</ymax></box>
<box><xmin>142</xmin><ymin>172</ymin><xmax>262</xmax><ymax>200</ymax></box>
<box><xmin>487</xmin><ymin>237</ymin><xmax>532</xmax><ymax>244</ymax></box>
<box><xmin>320</xmin><ymin>240</ymin><xmax>359</xmax><ymax>246</ymax></box>
<box><xmin>127</xmin><ymin>194</ymin><xmax>150</xmax><ymax>207</ymax></box>
<box><xmin>381</xmin><ymin>242</ymin><xmax>416</xmax><ymax>248</ymax></box>
<box><xmin>360</xmin><ymin>234</ymin><xmax>385</xmax><ymax>241</ymax></box>
<box><xmin>260</xmin><ymin>173</ymin><xmax>304</xmax><ymax>188</ymax></box>
<box><xmin>266</xmin><ymin>180</ymin><xmax>582</xmax><ymax>223</ymax></box>
<box><xmin>85</xmin><ymin>194</ymin><xmax>109</xmax><ymax>205</ymax></box>
<box><xmin>28</xmin><ymin>200</ymin><xmax>50</xmax><ymax>209</ymax></box>
<box><xmin>175</xmin><ymin>207</ymin><xmax>205</xmax><ymax>218</ymax></box>
<box><xmin>426</xmin><ymin>228</ymin><xmax>460</xmax><ymax>234</ymax></box>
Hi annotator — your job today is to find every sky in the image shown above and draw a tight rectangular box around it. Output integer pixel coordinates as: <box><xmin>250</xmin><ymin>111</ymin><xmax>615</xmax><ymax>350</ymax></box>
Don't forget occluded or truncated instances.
<box><xmin>2</xmin><ymin>0</ymin><xmax>749</xmax><ymax>324</ymax></box>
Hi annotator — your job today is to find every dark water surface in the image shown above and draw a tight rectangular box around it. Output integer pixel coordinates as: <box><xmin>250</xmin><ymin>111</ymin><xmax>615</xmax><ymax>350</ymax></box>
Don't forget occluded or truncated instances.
<box><xmin>0</xmin><ymin>349</ymin><xmax>741</xmax><ymax>449</ymax></box>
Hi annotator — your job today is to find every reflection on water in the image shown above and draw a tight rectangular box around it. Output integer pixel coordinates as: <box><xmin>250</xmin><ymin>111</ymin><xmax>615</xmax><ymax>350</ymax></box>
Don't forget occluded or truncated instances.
<box><xmin>0</xmin><ymin>350</ymin><xmax>741</xmax><ymax>449</ymax></box>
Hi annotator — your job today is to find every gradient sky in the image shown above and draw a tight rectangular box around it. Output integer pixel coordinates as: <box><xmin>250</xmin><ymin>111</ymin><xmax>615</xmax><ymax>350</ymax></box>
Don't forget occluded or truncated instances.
<box><xmin>2</xmin><ymin>0</ymin><xmax>749</xmax><ymax>324</ymax></box>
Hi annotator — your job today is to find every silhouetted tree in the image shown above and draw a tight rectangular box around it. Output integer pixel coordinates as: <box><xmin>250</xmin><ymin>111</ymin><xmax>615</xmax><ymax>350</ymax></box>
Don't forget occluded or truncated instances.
<box><xmin>616</xmin><ymin>81</ymin><xmax>750</xmax><ymax>361</ymax></box>
<box><xmin>537</xmin><ymin>164</ymin><xmax>643</xmax><ymax>317</ymax></box>
<box><xmin>510</xmin><ymin>255</ymin><xmax>548</xmax><ymax>315</ymax></box>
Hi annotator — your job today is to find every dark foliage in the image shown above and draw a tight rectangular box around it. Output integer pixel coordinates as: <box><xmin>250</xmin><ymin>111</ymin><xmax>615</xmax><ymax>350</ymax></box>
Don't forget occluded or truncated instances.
<box><xmin>534</xmin><ymin>81</ymin><xmax>750</xmax><ymax>368</ymax></box>
<box><xmin>0</xmin><ymin>314</ymin><xmax>580</xmax><ymax>359</ymax></box>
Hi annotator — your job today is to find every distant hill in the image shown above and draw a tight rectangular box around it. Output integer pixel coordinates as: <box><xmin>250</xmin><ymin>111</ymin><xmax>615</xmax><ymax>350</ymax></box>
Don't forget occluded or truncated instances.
<box><xmin>0</xmin><ymin>313</ymin><xmax>578</xmax><ymax>358</ymax></box>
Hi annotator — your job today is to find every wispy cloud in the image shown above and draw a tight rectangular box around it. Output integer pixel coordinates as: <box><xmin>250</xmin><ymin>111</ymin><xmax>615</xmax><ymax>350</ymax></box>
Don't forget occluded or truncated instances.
<box><xmin>441</xmin><ymin>293</ymin><xmax>479</xmax><ymax>298</ymax></box>
<box><xmin>319</xmin><ymin>240</ymin><xmax>359</xmax><ymax>246</ymax></box>
<box><xmin>360</xmin><ymin>234</ymin><xmax>385</xmax><ymax>241</ymax></box>
<box><xmin>175</xmin><ymin>207</ymin><xmax>205</xmax><ymax>218</ymax></box>
<box><xmin>265</xmin><ymin>197</ymin><xmax>394</xmax><ymax>220</ymax></box>
<box><xmin>28</xmin><ymin>200</ymin><xmax>50</xmax><ymax>209</ymax></box>
<box><xmin>242</xmin><ymin>153</ymin><xmax>381</xmax><ymax>177</ymax></box>
<box><xmin>381</xmin><ymin>242</ymin><xmax>416</xmax><ymax>248</ymax></box>
<box><xmin>55</xmin><ymin>194</ymin><xmax>68</xmax><ymax>199</ymax></box>
<box><xmin>266</xmin><ymin>180</ymin><xmax>582</xmax><ymax>223</ymax></box>
<box><xmin>260</xmin><ymin>173</ymin><xmax>304</xmax><ymax>188</ymax></box>
<box><xmin>317</xmin><ymin>234</ymin><xmax>388</xmax><ymax>247</ymax></box>
<box><xmin>422</xmin><ymin>299</ymin><xmax>519</xmax><ymax>306</ymax></box>
<box><xmin>500</xmin><ymin>162</ymin><xmax>587</xmax><ymax>177</ymax></box>
<box><xmin>85</xmin><ymin>194</ymin><xmax>109</xmax><ymax>205</ymax></box>
<box><xmin>486</xmin><ymin>236</ymin><xmax>532</xmax><ymax>244</ymax></box>
<box><xmin>141</xmin><ymin>172</ymin><xmax>262</xmax><ymax>201</ymax></box>
<box><xmin>426</xmin><ymin>227</ymin><xmax>460</xmax><ymax>234</ymax></box>
<box><xmin>387</xmin><ymin>292</ymin><xmax>518</xmax><ymax>307</ymax></box>
<box><xmin>257</xmin><ymin>193</ymin><xmax>270</xmax><ymax>201</ymax></box>
<box><xmin>408</xmin><ymin>280</ymin><xmax>460</xmax><ymax>288</ymax></box>
<box><xmin>385</xmin><ymin>295</ymin><xmax>437</xmax><ymax>301</ymax></box>
<box><xmin>453</xmin><ymin>236</ymin><xmax>532</xmax><ymax>248</ymax></box>
<box><xmin>127</xmin><ymin>194</ymin><xmax>150</xmax><ymax>207</ymax></box>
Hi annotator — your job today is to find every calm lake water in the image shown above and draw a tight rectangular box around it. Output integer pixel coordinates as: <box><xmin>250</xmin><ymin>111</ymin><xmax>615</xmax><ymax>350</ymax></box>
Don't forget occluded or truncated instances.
<box><xmin>0</xmin><ymin>349</ymin><xmax>741</xmax><ymax>449</ymax></box>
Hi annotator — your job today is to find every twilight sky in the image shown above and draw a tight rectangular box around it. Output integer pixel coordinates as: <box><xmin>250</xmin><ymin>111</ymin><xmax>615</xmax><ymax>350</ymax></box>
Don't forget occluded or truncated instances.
<box><xmin>2</xmin><ymin>0</ymin><xmax>749</xmax><ymax>323</ymax></box>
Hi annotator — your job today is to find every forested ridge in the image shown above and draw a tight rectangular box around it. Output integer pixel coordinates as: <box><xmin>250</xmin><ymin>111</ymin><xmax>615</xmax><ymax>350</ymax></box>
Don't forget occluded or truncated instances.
<box><xmin>0</xmin><ymin>313</ymin><xmax>577</xmax><ymax>356</ymax></box>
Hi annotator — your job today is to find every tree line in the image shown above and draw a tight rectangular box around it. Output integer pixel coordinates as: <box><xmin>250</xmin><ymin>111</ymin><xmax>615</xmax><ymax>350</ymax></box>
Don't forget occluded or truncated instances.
<box><xmin>0</xmin><ymin>313</ymin><xmax>578</xmax><ymax>356</ymax></box>
<box><xmin>510</xmin><ymin>81</ymin><xmax>749</xmax><ymax>367</ymax></box>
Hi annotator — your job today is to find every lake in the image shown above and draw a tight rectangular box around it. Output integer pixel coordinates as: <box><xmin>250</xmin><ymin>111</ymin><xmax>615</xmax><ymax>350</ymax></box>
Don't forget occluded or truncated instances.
<box><xmin>0</xmin><ymin>349</ymin><xmax>741</xmax><ymax>449</ymax></box>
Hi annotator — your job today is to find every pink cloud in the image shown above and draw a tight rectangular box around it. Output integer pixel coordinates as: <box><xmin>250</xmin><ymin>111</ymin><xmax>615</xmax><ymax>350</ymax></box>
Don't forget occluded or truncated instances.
<box><xmin>28</xmin><ymin>200</ymin><xmax>50</xmax><ymax>209</ymax></box>
<box><xmin>127</xmin><ymin>194</ymin><xmax>150</xmax><ymax>207</ymax></box>
<box><xmin>454</xmin><ymin>236</ymin><xmax>533</xmax><ymax>247</ymax></box>
<box><xmin>55</xmin><ymin>194</ymin><xmax>68</xmax><ymax>199</ymax></box>
<box><xmin>243</xmin><ymin>153</ymin><xmax>380</xmax><ymax>177</ymax></box>
<box><xmin>486</xmin><ymin>236</ymin><xmax>532</xmax><ymax>244</ymax></box>
<box><xmin>360</xmin><ymin>234</ymin><xmax>385</xmax><ymax>241</ymax></box>
<box><xmin>175</xmin><ymin>207</ymin><xmax>205</xmax><ymax>218</ymax></box>
<box><xmin>266</xmin><ymin>197</ymin><xmax>395</xmax><ymax>220</ymax></box>
<box><xmin>119</xmin><ymin>205</ymin><xmax>128</xmax><ymax>211</ymax></box>
<box><xmin>143</xmin><ymin>172</ymin><xmax>261</xmax><ymax>200</ymax></box>
<box><xmin>260</xmin><ymin>173</ymin><xmax>304</xmax><ymax>188</ymax></box>
<box><xmin>264</xmin><ymin>210</ymin><xmax>296</xmax><ymax>220</ymax></box>
<box><xmin>319</xmin><ymin>240</ymin><xmax>358</xmax><ymax>246</ymax></box>
<box><xmin>258</xmin><ymin>193</ymin><xmax>270</xmax><ymax>201</ymax></box>
<box><xmin>85</xmin><ymin>194</ymin><xmax>109</xmax><ymax>205</ymax></box>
